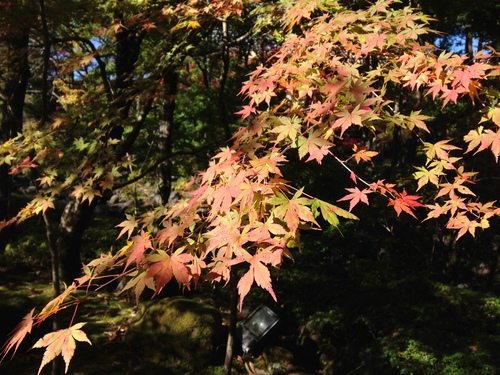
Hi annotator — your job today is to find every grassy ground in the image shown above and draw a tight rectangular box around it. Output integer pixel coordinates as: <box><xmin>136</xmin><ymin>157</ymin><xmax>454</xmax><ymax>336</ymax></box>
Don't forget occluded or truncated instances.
<box><xmin>0</xmin><ymin>264</ymin><xmax>141</xmax><ymax>375</ymax></box>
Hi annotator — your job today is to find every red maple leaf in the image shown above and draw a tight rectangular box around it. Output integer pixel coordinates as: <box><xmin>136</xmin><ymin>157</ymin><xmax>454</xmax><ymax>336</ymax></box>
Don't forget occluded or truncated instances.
<box><xmin>9</xmin><ymin>156</ymin><xmax>38</xmax><ymax>175</ymax></box>
<box><xmin>387</xmin><ymin>190</ymin><xmax>424</xmax><ymax>219</ymax></box>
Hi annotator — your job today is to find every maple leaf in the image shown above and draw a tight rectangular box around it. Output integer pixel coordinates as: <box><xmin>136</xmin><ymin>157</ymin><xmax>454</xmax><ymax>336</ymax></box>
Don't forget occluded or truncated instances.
<box><xmin>436</xmin><ymin>177</ymin><xmax>476</xmax><ymax>199</ymax></box>
<box><xmin>209</xmin><ymin>178</ymin><xmax>242</xmax><ymax>218</ymax></box>
<box><xmin>413</xmin><ymin>165</ymin><xmax>444</xmax><ymax>190</ymax></box>
<box><xmin>337</xmin><ymin>187</ymin><xmax>372</xmax><ymax>212</ymax></box>
<box><xmin>351</xmin><ymin>144</ymin><xmax>378</xmax><ymax>163</ymax></box>
<box><xmin>464</xmin><ymin>127</ymin><xmax>500</xmax><ymax>162</ymax></box>
<box><xmin>332</xmin><ymin>106</ymin><xmax>365</xmax><ymax>136</ymax></box>
<box><xmin>387</xmin><ymin>190</ymin><xmax>424</xmax><ymax>219</ymax></box>
<box><xmin>446</xmin><ymin>214</ymin><xmax>478</xmax><ymax>240</ymax></box>
<box><xmin>440</xmin><ymin>85</ymin><xmax>468</xmax><ymax>107</ymax></box>
<box><xmin>39</xmin><ymin>283</ymin><xmax>78</xmax><ymax>317</ymax></box>
<box><xmin>0</xmin><ymin>308</ymin><xmax>35</xmax><ymax>361</ymax></box>
<box><xmin>32</xmin><ymin>196</ymin><xmax>56</xmax><ymax>215</ymax></box>
<box><xmin>426</xmin><ymin>80</ymin><xmax>443</xmax><ymax>100</ymax></box>
<box><xmin>120</xmin><ymin>270</ymin><xmax>155</xmax><ymax>304</ymax></box>
<box><xmin>407</xmin><ymin>110</ymin><xmax>431</xmax><ymax>132</ymax></box>
<box><xmin>423</xmin><ymin>203</ymin><xmax>451</xmax><ymax>221</ymax></box>
<box><xmin>235</xmin><ymin>105</ymin><xmax>257</xmax><ymax>120</ymax></box>
<box><xmin>297</xmin><ymin>129</ymin><xmax>333</xmax><ymax>164</ymax></box>
<box><xmin>9</xmin><ymin>156</ymin><xmax>38</xmax><ymax>175</ymax></box>
<box><xmin>311</xmin><ymin>198</ymin><xmax>358</xmax><ymax>228</ymax></box>
<box><xmin>116</xmin><ymin>214</ymin><xmax>139</xmax><ymax>239</ymax></box>
<box><xmin>270</xmin><ymin>188</ymin><xmax>317</xmax><ymax>232</ymax></box>
<box><xmin>32</xmin><ymin>322</ymin><xmax>91</xmax><ymax>375</ymax></box>
<box><xmin>237</xmin><ymin>251</ymin><xmax>278</xmax><ymax>310</ymax></box>
<box><xmin>205</xmin><ymin>211</ymin><xmax>244</xmax><ymax>256</ymax></box>
<box><xmin>488</xmin><ymin>107</ymin><xmax>500</xmax><ymax>126</ymax></box>
<box><xmin>157</xmin><ymin>221</ymin><xmax>186</xmax><ymax>246</ymax></box>
<box><xmin>124</xmin><ymin>230</ymin><xmax>152</xmax><ymax>269</ymax></box>
<box><xmin>423</xmin><ymin>140</ymin><xmax>460</xmax><ymax>161</ymax></box>
<box><xmin>146</xmin><ymin>248</ymin><xmax>194</xmax><ymax>295</ymax></box>
<box><xmin>270</xmin><ymin>116</ymin><xmax>302</xmax><ymax>144</ymax></box>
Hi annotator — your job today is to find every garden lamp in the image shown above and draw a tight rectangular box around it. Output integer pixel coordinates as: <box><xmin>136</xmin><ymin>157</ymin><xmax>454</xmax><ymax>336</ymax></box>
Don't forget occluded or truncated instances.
<box><xmin>241</xmin><ymin>305</ymin><xmax>279</xmax><ymax>354</ymax></box>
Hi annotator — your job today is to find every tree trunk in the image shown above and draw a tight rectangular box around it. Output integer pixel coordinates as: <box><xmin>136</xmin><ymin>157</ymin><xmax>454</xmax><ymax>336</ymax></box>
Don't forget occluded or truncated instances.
<box><xmin>57</xmin><ymin>199</ymin><xmax>97</xmax><ymax>285</ymax></box>
<box><xmin>465</xmin><ymin>31</ymin><xmax>474</xmax><ymax>57</ymax></box>
<box><xmin>155</xmin><ymin>71</ymin><xmax>178</xmax><ymax>206</ymax></box>
<box><xmin>0</xmin><ymin>27</ymin><xmax>30</xmax><ymax>252</ymax></box>
<box><xmin>223</xmin><ymin>269</ymin><xmax>238</xmax><ymax>375</ymax></box>
<box><xmin>218</xmin><ymin>17</ymin><xmax>231</xmax><ymax>140</ymax></box>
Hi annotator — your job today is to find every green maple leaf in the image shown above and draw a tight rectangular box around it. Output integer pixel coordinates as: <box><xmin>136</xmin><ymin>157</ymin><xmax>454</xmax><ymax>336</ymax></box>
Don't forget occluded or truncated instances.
<box><xmin>269</xmin><ymin>188</ymin><xmax>316</xmax><ymax>232</ymax></box>
<box><xmin>311</xmin><ymin>198</ymin><xmax>358</xmax><ymax>228</ymax></box>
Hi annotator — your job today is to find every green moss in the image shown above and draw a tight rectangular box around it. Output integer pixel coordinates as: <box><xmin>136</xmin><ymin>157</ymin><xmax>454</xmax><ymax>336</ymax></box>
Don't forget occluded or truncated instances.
<box><xmin>126</xmin><ymin>297</ymin><xmax>223</xmax><ymax>373</ymax></box>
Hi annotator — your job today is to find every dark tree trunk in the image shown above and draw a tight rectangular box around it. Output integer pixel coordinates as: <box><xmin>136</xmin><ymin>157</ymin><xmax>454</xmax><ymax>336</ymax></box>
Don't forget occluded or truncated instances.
<box><xmin>0</xmin><ymin>28</ymin><xmax>30</xmax><ymax>252</ymax></box>
<box><xmin>465</xmin><ymin>31</ymin><xmax>474</xmax><ymax>57</ymax></box>
<box><xmin>155</xmin><ymin>71</ymin><xmax>178</xmax><ymax>205</ymax></box>
<box><xmin>223</xmin><ymin>269</ymin><xmax>238</xmax><ymax>375</ymax></box>
<box><xmin>218</xmin><ymin>18</ymin><xmax>231</xmax><ymax>140</ymax></box>
<box><xmin>57</xmin><ymin>199</ymin><xmax>97</xmax><ymax>285</ymax></box>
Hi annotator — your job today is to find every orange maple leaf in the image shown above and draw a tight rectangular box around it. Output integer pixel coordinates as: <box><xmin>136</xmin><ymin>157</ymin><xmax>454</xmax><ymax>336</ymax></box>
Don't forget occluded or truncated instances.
<box><xmin>446</xmin><ymin>214</ymin><xmax>478</xmax><ymax>240</ymax></box>
<box><xmin>8</xmin><ymin>156</ymin><xmax>38</xmax><ymax>175</ymax></box>
<box><xmin>423</xmin><ymin>203</ymin><xmax>451</xmax><ymax>221</ymax></box>
<box><xmin>352</xmin><ymin>144</ymin><xmax>378</xmax><ymax>163</ymax></box>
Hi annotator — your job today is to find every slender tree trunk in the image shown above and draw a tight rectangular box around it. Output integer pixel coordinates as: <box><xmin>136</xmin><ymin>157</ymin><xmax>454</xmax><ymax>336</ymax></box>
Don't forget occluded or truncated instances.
<box><xmin>43</xmin><ymin>211</ymin><xmax>63</xmax><ymax>375</ymax></box>
<box><xmin>223</xmin><ymin>269</ymin><xmax>238</xmax><ymax>375</ymax></box>
<box><xmin>465</xmin><ymin>31</ymin><xmax>474</xmax><ymax>57</ymax></box>
<box><xmin>218</xmin><ymin>17</ymin><xmax>231</xmax><ymax>140</ymax></box>
<box><xmin>57</xmin><ymin>199</ymin><xmax>97</xmax><ymax>285</ymax></box>
<box><xmin>155</xmin><ymin>71</ymin><xmax>178</xmax><ymax>205</ymax></box>
<box><xmin>39</xmin><ymin>0</ymin><xmax>51</xmax><ymax>125</ymax></box>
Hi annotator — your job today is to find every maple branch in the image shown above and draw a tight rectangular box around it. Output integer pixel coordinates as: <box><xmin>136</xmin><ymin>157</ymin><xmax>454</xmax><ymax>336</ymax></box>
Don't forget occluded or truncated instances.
<box><xmin>69</xmin><ymin>305</ymin><xmax>79</xmax><ymax>327</ymax></box>
<box><xmin>332</xmin><ymin>153</ymin><xmax>371</xmax><ymax>187</ymax></box>
<box><xmin>332</xmin><ymin>153</ymin><xmax>396</xmax><ymax>199</ymax></box>
<box><xmin>112</xmin><ymin>147</ymin><xmax>212</xmax><ymax>190</ymax></box>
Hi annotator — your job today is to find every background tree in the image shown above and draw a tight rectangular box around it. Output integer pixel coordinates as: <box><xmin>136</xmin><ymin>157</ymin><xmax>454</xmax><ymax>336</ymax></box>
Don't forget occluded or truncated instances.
<box><xmin>0</xmin><ymin>0</ymin><xmax>34</xmax><ymax>252</ymax></box>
